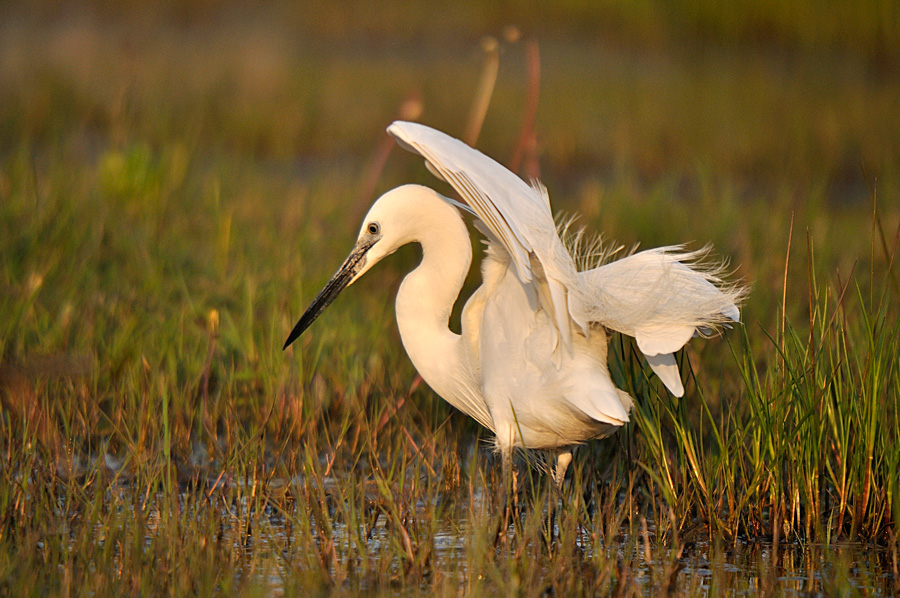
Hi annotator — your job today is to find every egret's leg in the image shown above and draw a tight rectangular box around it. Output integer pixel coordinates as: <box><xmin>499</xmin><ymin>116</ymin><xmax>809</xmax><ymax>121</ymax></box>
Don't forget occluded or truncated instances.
<box><xmin>545</xmin><ymin>450</ymin><xmax>572</xmax><ymax>542</ymax></box>
<box><xmin>553</xmin><ymin>450</ymin><xmax>573</xmax><ymax>489</ymax></box>
<box><xmin>500</xmin><ymin>446</ymin><xmax>514</xmax><ymax>491</ymax></box>
<box><xmin>494</xmin><ymin>424</ymin><xmax>517</xmax><ymax>498</ymax></box>
<box><xmin>489</xmin><ymin>446</ymin><xmax>514</xmax><ymax>546</ymax></box>
<box><xmin>493</xmin><ymin>427</ymin><xmax>518</xmax><ymax>545</ymax></box>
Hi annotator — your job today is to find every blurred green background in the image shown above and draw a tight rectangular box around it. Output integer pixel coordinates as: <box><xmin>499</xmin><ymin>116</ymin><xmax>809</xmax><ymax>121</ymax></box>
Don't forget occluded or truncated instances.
<box><xmin>2</xmin><ymin>4</ymin><xmax>900</xmax><ymax>594</ymax></box>
<box><xmin>3</xmin><ymin>0</ymin><xmax>897</xmax><ymax>228</ymax></box>
<box><xmin>1</xmin><ymin>0</ymin><xmax>898</xmax><ymax>419</ymax></box>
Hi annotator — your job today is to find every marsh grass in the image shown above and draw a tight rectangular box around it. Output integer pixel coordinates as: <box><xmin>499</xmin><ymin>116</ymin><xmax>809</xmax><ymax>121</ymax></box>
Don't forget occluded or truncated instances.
<box><xmin>2</xmin><ymin>1</ymin><xmax>900</xmax><ymax>595</ymax></box>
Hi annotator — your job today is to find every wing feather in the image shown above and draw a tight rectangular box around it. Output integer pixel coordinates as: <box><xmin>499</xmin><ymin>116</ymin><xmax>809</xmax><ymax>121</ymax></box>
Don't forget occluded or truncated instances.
<box><xmin>389</xmin><ymin>121</ymin><xmax>745</xmax><ymax>395</ymax></box>
<box><xmin>644</xmin><ymin>352</ymin><xmax>685</xmax><ymax>397</ymax></box>
<box><xmin>576</xmin><ymin>246</ymin><xmax>743</xmax><ymax>394</ymax></box>
<box><xmin>388</xmin><ymin>120</ymin><xmax>577</xmax><ymax>350</ymax></box>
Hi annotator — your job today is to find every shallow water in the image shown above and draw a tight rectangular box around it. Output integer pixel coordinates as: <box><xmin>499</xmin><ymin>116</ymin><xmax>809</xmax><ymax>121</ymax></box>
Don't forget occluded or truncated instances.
<box><xmin>47</xmin><ymin>453</ymin><xmax>894</xmax><ymax>596</ymax></box>
<box><xmin>235</xmin><ymin>477</ymin><xmax>895</xmax><ymax>596</ymax></box>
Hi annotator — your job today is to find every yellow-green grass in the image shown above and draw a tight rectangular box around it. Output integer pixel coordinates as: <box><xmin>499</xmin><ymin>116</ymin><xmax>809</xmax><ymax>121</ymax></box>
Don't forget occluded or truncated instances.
<box><xmin>1</xmin><ymin>1</ymin><xmax>899</xmax><ymax>595</ymax></box>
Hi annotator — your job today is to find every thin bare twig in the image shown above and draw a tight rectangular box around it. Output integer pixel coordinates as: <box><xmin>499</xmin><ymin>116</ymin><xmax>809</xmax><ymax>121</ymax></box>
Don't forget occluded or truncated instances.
<box><xmin>508</xmin><ymin>38</ymin><xmax>541</xmax><ymax>178</ymax></box>
<box><xmin>354</xmin><ymin>91</ymin><xmax>424</xmax><ymax>222</ymax></box>
<box><xmin>463</xmin><ymin>36</ymin><xmax>499</xmax><ymax>146</ymax></box>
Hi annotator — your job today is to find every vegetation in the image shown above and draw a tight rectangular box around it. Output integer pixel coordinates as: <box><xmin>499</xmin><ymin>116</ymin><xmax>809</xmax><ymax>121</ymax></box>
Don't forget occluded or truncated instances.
<box><xmin>1</xmin><ymin>1</ymin><xmax>898</xmax><ymax>595</ymax></box>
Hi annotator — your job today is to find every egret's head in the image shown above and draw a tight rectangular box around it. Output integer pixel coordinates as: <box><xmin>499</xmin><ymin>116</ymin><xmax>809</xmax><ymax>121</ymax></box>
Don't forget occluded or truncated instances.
<box><xmin>283</xmin><ymin>185</ymin><xmax>450</xmax><ymax>349</ymax></box>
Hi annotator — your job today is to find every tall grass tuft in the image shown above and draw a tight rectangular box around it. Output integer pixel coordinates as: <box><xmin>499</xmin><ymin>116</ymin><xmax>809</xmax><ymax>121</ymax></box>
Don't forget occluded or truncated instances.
<box><xmin>2</xmin><ymin>2</ymin><xmax>899</xmax><ymax>594</ymax></box>
<box><xmin>617</xmin><ymin>194</ymin><xmax>900</xmax><ymax>546</ymax></box>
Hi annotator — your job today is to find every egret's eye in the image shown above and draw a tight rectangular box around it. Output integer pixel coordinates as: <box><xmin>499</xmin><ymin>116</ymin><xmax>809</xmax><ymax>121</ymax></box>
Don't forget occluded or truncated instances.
<box><xmin>367</xmin><ymin>222</ymin><xmax>380</xmax><ymax>235</ymax></box>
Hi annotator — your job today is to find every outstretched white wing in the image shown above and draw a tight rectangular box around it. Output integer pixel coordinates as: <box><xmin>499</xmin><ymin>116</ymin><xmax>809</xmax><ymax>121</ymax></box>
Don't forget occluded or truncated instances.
<box><xmin>388</xmin><ymin>120</ymin><xmax>744</xmax><ymax>396</ymax></box>
<box><xmin>388</xmin><ymin>120</ymin><xmax>582</xmax><ymax>352</ymax></box>
<box><xmin>576</xmin><ymin>246</ymin><xmax>743</xmax><ymax>396</ymax></box>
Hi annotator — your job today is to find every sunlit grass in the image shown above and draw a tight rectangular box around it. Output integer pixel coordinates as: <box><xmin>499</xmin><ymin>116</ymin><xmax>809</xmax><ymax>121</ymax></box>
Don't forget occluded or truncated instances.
<box><xmin>1</xmin><ymin>1</ymin><xmax>899</xmax><ymax>596</ymax></box>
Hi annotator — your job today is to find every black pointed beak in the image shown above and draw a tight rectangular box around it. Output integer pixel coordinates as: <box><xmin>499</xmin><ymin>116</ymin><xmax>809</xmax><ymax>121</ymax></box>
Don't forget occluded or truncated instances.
<box><xmin>283</xmin><ymin>237</ymin><xmax>376</xmax><ymax>350</ymax></box>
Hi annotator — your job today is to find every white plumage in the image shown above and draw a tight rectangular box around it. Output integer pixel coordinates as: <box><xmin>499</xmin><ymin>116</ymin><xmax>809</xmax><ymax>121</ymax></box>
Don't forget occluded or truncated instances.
<box><xmin>284</xmin><ymin>121</ymin><xmax>745</xmax><ymax>483</ymax></box>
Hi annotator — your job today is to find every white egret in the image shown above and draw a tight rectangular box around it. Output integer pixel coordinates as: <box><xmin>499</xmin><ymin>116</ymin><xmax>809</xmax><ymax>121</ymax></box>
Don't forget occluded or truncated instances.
<box><xmin>284</xmin><ymin>121</ymin><xmax>744</xmax><ymax>484</ymax></box>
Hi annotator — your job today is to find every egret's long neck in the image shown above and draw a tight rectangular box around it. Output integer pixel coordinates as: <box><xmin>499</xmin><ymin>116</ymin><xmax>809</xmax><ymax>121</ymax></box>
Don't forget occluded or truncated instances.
<box><xmin>394</xmin><ymin>198</ymin><xmax>480</xmax><ymax>419</ymax></box>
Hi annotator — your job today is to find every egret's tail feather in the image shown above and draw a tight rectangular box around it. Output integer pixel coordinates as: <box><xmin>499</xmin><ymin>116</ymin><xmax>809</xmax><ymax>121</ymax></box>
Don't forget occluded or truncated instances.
<box><xmin>576</xmin><ymin>245</ymin><xmax>745</xmax><ymax>336</ymax></box>
<box><xmin>572</xmin><ymin>245</ymin><xmax>746</xmax><ymax>394</ymax></box>
<box><xmin>555</xmin><ymin>212</ymin><xmax>632</xmax><ymax>272</ymax></box>
<box><xmin>644</xmin><ymin>352</ymin><xmax>685</xmax><ymax>397</ymax></box>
